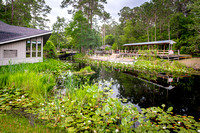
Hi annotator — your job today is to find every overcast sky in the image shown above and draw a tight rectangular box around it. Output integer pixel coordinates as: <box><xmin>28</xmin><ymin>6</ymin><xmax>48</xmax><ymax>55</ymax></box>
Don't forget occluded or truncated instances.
<box><xmin>46</xmin><ymin>0</ymin><xmax>150</xmax><ymax>29</ymax></box>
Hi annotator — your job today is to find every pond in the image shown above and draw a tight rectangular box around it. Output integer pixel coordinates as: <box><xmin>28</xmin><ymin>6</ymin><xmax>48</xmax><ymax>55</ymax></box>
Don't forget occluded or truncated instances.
<box><xmin>73</xmin><ymin>62</ymin><xmax>200</xmax><ymax>120</ymax></box>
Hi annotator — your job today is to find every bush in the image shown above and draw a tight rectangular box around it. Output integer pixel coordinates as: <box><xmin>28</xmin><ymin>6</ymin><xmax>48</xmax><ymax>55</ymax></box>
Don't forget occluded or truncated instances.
<box><xmin>105</xmin><ymin>46</ymin><xmax>111</xmax><ymax>51</ymax></box>
<box><xmin>112</xmin><ymin>43</ymin><xmax>117</xmax><ymax>50</ymax></box>
<box><xmin>44</xmin><ymin>41</ymin><xmax>57</xmax><ymax>58</ymax></box>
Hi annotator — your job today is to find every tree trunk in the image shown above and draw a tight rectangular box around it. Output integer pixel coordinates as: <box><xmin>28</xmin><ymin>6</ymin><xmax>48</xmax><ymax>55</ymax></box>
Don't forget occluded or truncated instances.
<box><xmin>151</xmin><ymin>27</ymin><xmax>153</xmax><ymax>42</ymax></box>
<box><xmin>104</xmin><ymin>23</ymin><xmax>105</xmax><ymax>45</ymax></box>
<box><xmin>11</xmin><ymin>0</ymin><xmax>14</xmax><ymax>24</ymax></box>
<box><xmin>154</xmin><ymin>13</ymin><xmax>157</xmax><ymax>41</ymax></box>
<box><xmin>147</xmin><ymin>27</ymin><xmax>149</xmax><ymax>42</ymax></box>
<box><xmin>160</xmin><ymin>20</ymin><xmax>162</xmax><ymax>40</ymax></box>
<box><xmin>90</xmin><ymin>0</ymin><xmax>94</xmax><ymax>29</ymax></box>
<box><xmin>5</xmin><ymin>0</ymin><xmax>7</xmax><ymax>16</ymax></box>
<box><xmin>168</xmin><ymin>20</ymin><xmax>170</xmax><ymax>40</ymax></box>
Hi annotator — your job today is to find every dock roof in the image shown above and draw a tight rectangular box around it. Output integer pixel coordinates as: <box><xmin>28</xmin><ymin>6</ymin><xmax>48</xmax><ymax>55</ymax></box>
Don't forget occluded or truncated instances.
<box><xmin>123</xmin><ymin>40</ymin><xmax>176</xmax><ymax>47</ymax></box>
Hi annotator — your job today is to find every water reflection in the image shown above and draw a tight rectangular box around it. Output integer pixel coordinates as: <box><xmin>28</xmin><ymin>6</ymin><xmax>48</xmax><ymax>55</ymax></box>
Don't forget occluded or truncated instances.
<box><xmin>86</xmin><ymin>65</ymin><xmax>200</xmax><ymax>120</ymax></box>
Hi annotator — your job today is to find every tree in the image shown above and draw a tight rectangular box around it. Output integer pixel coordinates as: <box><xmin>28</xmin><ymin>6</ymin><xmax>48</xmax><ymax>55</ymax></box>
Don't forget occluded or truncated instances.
<box><xmin>50</xmin><ymin>16</ymin><xmax>67</xmax><ymax>49</ymax></box>
<box><xmin>65</xmin><ymin>10</ymin><xmax>101</xmax><ymax>53</ymax></box>
<box><xmin>118</xmin><ymin>7</ymin><xmax>134</xmax><ymax>26</ymax></box>
<box><xmin>0</xmin><ymin>0</ymin><xmax>51</xmax><ymax>29</ymax></box>
<box><xmin>105</xmin><ymin>34</ymin><xmax>114</xmax><ymax>45</ymax></box>
<box><xmin>112</xmin><ymin>43</ymin><xmax>117</xmax><ymax>50</ymax></box>
<box><xmin>61</xmin><ymin>0</ymin><xmax>110</xmax><ymax>29</ymax></box>
<box><xmin>30</xmin><ymin>0</ymin><xmax>51</xmax><ymax>29</ymax></box>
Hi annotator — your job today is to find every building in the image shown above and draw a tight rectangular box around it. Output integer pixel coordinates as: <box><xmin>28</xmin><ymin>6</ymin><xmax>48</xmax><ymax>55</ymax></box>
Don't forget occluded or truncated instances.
<box><xmin>0</xmin><ymin>21</ymin><xmax>52</xmax><ymax>66</ymax></box>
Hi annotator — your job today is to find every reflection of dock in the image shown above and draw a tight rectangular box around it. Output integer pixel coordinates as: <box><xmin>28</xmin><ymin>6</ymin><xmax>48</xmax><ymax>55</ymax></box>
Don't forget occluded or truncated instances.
<box><xmin>125</xmin><ymin>73</ymin><xmax>175</xmax><ymax>90</ymax></box>
<box><xmin>124</xmin><ymin>71</ymin><xmax>190</xmax><ymax>90</ymax></box>
<box><xmin>157</xmin><ymin>73</ymin><xmax>191</xmax><ymax>79</ymax></box>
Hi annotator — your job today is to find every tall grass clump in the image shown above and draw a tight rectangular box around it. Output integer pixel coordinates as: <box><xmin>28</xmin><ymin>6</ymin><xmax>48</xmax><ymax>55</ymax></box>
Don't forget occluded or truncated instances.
<box><xmin>0</xmin><ymin>59</ymin><xmax>71</xmax><ymax>102</ymax></box>
<box><xmin>0</xmin><ymin>72</ymin><xmax>55</xmax><ymax>101</ymax></box>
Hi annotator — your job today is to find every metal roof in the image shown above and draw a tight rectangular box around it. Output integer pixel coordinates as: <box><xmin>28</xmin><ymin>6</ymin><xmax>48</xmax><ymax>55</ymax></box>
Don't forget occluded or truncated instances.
<box><xmin>123</xmin><ymin>40</ymin><xmax>176</xmax><ymax>47</ymax></box>
<box><xmin>0</xmin><ymin>21</ymin><xmax>52</xmax><ymax>45</ymax></box>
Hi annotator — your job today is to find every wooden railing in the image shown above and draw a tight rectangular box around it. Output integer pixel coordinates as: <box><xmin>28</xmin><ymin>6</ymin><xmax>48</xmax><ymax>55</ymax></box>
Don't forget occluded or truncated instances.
<box><xmin>116</xmin><ymin>50</ymin><xmax>180</xmax><ymax>56</ymax></box>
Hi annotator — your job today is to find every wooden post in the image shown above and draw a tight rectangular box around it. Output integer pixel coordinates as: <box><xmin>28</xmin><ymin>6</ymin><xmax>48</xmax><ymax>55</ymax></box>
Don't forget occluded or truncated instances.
<box><xmin>178</xmin><ymin>50</ymin><xmax>180</xmax><ymax>60</ymax></box>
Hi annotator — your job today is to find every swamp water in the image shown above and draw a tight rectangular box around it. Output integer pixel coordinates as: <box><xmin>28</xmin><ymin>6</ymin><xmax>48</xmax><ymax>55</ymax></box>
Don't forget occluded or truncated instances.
<box><xmin>73</xmin><ymin>62</ymin><xmax>200</xmax><ymax>120</ymax></box>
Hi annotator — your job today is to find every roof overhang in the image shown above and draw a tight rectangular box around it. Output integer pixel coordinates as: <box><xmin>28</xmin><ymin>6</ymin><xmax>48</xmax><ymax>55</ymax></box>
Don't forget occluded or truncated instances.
<box><xmin>123</xmin><ymin>40</ymin><xmax>176</xmax><ymax>47</ymax></box>
<box><xmin>0</xmin><ymin>31</ymin><xmax>52</xmax><ymax>45</ymax></box>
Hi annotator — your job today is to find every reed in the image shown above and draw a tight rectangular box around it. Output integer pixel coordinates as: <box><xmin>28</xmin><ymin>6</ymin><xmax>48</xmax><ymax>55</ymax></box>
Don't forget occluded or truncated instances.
<box><xmin>0</xmin><ymin>59</ymin><xmax>70</xmax><ymax>102</ymax></box>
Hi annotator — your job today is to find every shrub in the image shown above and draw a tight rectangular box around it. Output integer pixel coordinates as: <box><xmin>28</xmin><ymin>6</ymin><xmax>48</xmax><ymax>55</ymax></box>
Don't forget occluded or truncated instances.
<box><xmin>44</xmin><ymin>41</ymin><xmax>57</xmax><ymax>58</ymax></box>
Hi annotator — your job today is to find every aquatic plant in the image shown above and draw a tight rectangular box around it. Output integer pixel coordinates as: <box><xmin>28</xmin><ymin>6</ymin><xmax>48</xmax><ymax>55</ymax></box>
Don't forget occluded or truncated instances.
<box><xmin>0</xmin><ymin>59</ymin><xmax>71</xmax><ymax>102</ymax></box>
<box><xmin>0</xmin><ymin>86</ymin><xmax>200</xmax><ymax>132</ymax></box>
<box><xmin>0</xmin><ymin>59</ymin><xmax>199</xmax><ymax>132</ymax></box>
<box><xmin>74</xmin><ymin>55</ymin><xmax>196</xmax><ymax>75</ymax></box>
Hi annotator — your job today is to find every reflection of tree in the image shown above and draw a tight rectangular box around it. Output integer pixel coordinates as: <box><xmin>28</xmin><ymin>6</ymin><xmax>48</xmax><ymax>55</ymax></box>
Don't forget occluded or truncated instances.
<box><xmin>167</xmin><ymin>75</ymin><xmax>200</xmax><ymax>119</ymax></box>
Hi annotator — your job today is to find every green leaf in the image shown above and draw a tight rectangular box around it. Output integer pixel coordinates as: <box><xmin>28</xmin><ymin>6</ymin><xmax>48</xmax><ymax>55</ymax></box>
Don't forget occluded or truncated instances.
<box><xmin>65</xmin><ymin>117</ymin><xmax>74</xmax><ymax>123</ymax></box>
<box><xmin>67</xmin><ymin>127</ymin><xmax>76</xmax><ymax>132</ymax></box>
<box><xmin>167</xmin><ymin>107</ymin><xmax>173</xmax><ymax>112</ymax></box>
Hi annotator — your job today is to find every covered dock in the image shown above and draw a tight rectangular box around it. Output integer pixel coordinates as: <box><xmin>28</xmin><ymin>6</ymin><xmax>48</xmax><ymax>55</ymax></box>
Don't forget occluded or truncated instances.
<box><xmin>120</xmin><ymin>40</ymin><xmax>190</xmax><ymax>60</ymax></box>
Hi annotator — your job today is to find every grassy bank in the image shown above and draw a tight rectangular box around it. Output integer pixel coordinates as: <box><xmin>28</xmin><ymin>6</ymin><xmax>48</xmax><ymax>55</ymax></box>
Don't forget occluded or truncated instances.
<box><xmin>0</xmin><ymin>113</ymin><xmax>52</xmax><ymax>133</ymax></box>
<box><xmin>75</xmin><ymin>54</ymin><xmax>196</xmax><ymax>76</ymax></box>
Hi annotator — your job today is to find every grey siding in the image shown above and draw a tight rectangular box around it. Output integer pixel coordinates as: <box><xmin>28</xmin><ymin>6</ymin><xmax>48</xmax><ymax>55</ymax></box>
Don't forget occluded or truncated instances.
<box><xmin>0</xmin><ymin>36</ymin><xmax>43</xmax><ymax>66</ymax></box>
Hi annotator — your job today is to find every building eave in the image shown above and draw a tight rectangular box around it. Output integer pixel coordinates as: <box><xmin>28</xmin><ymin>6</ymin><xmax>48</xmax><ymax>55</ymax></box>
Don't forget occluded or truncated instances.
<box><xmin>0</xmin><ymin>31</ymin><xmax>52</xmax><ymax>45</ymax></box>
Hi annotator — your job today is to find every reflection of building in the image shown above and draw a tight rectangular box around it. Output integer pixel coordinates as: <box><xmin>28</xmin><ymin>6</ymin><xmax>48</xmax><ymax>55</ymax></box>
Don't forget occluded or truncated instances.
<box><xmin>0</xmin><ymin>21</ymin><xmax>51</xmax><ymax>66</ymax></box>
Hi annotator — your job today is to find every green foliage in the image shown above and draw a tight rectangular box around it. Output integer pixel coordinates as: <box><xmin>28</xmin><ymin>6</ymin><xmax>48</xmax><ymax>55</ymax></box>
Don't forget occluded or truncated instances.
<box><xmin>0</xmin><ymin>113</ymin><xmax>52</xmax><ymax>132</ymax></box>
<box><xmin>105</xmin><ymin>34</ymin><xmax>115</xmax><ymax>45</ymax></box>
<box><xmin>104</xmin><ymin>46</ymin><xmax>111</xmax><ymax>51</ymax></box>
<box><xmin>112</xmin><ymin>43</ymin><xmax>118</xmax><ymax>50</ymax></box>
<box><xmin>0</xmin><ymin>0</ymin><xmax>51</xmax><ymax>28</ymax></box>
<box><xmin>79</xmin><ymin>66</ymin><xmax>94</xmax><ymax>73</ymax></box>
<box><xmin>43</xmin><ymin>41</ymin><xmax>57</xmax><ymax>58</ymax></box>
<box><xmin>0</xmin><ymin>58</ymin><xmax>199</xmax><ymax>132</ymax></box>
<box><xmin>75</xmin><ymin>56</ymin><xmax>196</xmax><ymax>75</ymax></box>
<box><xmin>0</xmin><ymin>59</ymin><xmax>71</xmax><ymax>102</ymax></box>
<box><xmin>0</xmin><ymin>72</ymin><xmax>55</xmax><ymax>102</ymax></box>
<box><xmin>61</xmin><ymin>0</ymin><xmax>109</xmax><ymax>29</ymax></box>
<box><xmin>50</xmin><ymin>16</ymin><xmax>68</xmax><ymax>50</ymax></box>
<box><xmin>115</xmin><ymin>0</ymin><xmax>200</xmax><ymax>55</ymax></box>
<box><xmin>0</xmin><ymin>82</ymin><xmax>199</xmax><ymax>132</ymax></box>
<box><xmin>65</xmin><ymin>10</ymin><xmax>101</xmax><ymax>53</ymax></box>
<box><xmin>136</xmin><ymin>105</ymin><xmax>200</xmax><ymax>132</ymax></box>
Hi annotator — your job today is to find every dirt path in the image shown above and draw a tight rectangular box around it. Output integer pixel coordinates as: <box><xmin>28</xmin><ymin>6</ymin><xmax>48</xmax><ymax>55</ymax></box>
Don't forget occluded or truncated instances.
<box><xmin>90</xmin><ymin>56</ymin><xmax>134</xmax><ymax>62</ymax></box>
<box><xmin>178</xmin><ymin>58</ymin><xmax>200</xmax><ymax>70</ymax></box>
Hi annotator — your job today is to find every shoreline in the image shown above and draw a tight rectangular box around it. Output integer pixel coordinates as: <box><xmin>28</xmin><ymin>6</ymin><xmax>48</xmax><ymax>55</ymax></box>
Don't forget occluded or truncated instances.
<box><xmin>89</xmin><ymin>56</ymin><xmax>200</xmax><ymax>74</ymax></box>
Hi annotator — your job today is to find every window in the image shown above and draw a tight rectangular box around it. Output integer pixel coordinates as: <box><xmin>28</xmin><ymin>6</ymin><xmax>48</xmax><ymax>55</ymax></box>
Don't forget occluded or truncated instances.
<box><xmin>26</xmin><ymin>39</ymin><xmax>42</xmax><ymax>58</ymax></box>
<box><xmin>26</xmin><ymin>40</ymin><xmax>31</xmax><ymax>58</ymax></box>
<box><xmin>38</xmin><ymin>41</ymin><xmax>41</xmax><ymax>57</ymax></box>
<box><xmin>4</xmin><ymin>50</ymin><xmax>17</xmax><ymax>58</ymax></box>
<box><xmin>32</xmin><ymin>40</ymin><xmax>36</xmax><ymax>57</ymax></box>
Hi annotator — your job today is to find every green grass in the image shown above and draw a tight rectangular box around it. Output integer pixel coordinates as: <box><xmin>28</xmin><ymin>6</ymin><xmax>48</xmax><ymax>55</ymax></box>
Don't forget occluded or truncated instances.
<box><xmin>0</xmin><ymin>113</ymin><xmax>52</xmax><ymax>133</ymax></box>
<box><xmin>0</xmin><ymin>59</ymin><xmax>71</xmax><ymax>102</ymax></box>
